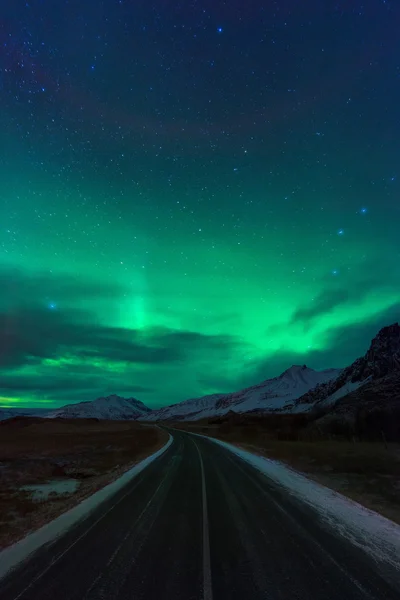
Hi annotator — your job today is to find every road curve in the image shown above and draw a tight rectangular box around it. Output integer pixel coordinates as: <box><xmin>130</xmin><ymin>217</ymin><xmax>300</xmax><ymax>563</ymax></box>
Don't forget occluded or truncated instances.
<box><xmin>0</xmin><ymin>429</ymin><xmax>399</xmax><ymax>600</ymax></box>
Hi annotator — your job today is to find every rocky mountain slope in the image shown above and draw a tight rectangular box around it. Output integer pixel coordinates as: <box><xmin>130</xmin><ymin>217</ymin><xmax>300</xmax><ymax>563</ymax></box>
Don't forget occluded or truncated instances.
<box><xmin>326</xmin><ymin>369</ymin><xmax>400</xmax><ymax>419</ymax></box>
<box><xmin>293</xmin><ymin>323</ymin><xmax>400</xmax><ymax>411</ymax></box>
<box><xmin>144</xmin><ymin>365</ymin><xmax>341</xmax><ymax>421</ymax></box>
<box><xmin>47</xmin><ymin>395</ymin><xmax>152</xmax><ymax>420</ymax></box>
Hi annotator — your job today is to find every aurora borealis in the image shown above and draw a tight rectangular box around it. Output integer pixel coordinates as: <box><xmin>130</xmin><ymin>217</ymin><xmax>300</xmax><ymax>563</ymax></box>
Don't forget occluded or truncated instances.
<box><xmin>1</xmin><ymin>1</ymin><xmax>400</xmax><ymax>409</ymax></box>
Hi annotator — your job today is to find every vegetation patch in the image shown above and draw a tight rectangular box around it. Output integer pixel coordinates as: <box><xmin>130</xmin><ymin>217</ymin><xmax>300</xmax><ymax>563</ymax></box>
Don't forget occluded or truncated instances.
<box><xmin>0</xmin><ymin>418</ymin><xmax>168</xmax><ymax>549</ymax></box>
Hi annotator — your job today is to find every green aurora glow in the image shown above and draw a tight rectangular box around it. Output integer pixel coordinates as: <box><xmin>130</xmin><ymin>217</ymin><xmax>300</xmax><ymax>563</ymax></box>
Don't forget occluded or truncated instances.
<box><xmin>1</xmin><ymin>1</ymin><xmax>399</xmax><ymax>408</ymax></box>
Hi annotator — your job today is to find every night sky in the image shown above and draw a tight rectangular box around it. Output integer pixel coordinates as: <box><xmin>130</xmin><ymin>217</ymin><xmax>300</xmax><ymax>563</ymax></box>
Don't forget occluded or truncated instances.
<box><xmin>1</xmin><ymin>1</ymin><xmax>400</xmax><ymax>409</ymax></box>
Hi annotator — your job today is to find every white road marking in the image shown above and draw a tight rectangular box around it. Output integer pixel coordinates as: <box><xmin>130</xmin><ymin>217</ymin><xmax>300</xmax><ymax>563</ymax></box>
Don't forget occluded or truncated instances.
<box><xmin>192</xmin><ymin>438</ymin><xmax>213</xmax><ymax>600</ymax></box>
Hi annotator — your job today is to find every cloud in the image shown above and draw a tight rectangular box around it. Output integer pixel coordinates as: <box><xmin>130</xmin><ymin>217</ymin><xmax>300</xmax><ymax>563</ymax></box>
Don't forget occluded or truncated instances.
<box><xmin>0</xmin><ymin>266</ymin><xmax>245</xmax><ymax>406</ymax></box>
<box><xmin>246</xmin><ymin>303</ymin><xmax>400</xmax><ymax>389</ymax></box>
<box><xmin>0</xmin><ymin>266</ymin><xmax>244</xmax><ymax>367</ymax></box>
<box><xmin>291</xmin><ymin>289</ymin><xmax>350</xmax><ymax>325</ymax></box>
<box><xmin>291</xmin><ymin>259</ymin><xmax>400</xmax><ymax>330</ymax></box>
<box><xmin>149</xmin><ymin>328</ymin><xmax>243</xmax><ymax>356</ymax></box>
<box><xmin>0</xmin><ymin>305</ymin><xmax>242</xmax><ymax>369</ymax></box>
<box><xmin>0</xmin><ymin>372</ymin><xmax>153</xmax><ymax>400</ymax></box>
<box><xmin>2</xmin><ymin>264</ymin><xmax>398</xmax><ymax>409</ymax></box>
<box><xmin>0</xmin><ymin>266</ymin><xmax>125</xmax><ymax>309</ymax></box>
<box><xmin>311</xmin><ymin>303</ymin><xmax>400</xmax><ymax>368</ymax></box>
<box><xmin>196</xmin><ymin>373</ymin><xmax>237</xmax><ymax>394</ymax></box>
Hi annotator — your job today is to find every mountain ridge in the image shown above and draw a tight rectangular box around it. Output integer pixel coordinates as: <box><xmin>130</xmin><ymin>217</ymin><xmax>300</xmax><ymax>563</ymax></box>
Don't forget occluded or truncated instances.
<box><xmin>2</xmin><ymin>323</ymin><xmax>399</xmax><ymax>423</ymax></box>
<box><xmin>144</xmin><ymin>365</ymin><xmax>341</xmax><ymax>422</ymax></box>
<box><xmin>47</xmin><ymin>394</ymin><xmax>152</xmax><ymax>420</ymax></box>
<box><xmin>293</xmin><ymin>322</ymin><xmax>400</xmax><ymax>411</ymax></box>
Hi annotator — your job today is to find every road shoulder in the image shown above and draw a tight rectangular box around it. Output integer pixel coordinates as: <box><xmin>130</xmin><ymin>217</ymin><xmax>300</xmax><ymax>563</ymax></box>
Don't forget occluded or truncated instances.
<box><xmin>190</xmin><ymin>432</ymin><xmax>400</xmax><ymax>580</ymax></box>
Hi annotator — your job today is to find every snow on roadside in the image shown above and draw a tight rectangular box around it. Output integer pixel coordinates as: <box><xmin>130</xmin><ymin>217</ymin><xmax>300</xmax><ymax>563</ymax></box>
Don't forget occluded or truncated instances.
<box><xmin>209</xmin><ymin>437</ymin><xmax>400</xmax><ymax>570</ymax></box>
<box><xmin>0</xmin><ymin>433</ymin><xmax>173</xmax><ymax>581</ymax></box>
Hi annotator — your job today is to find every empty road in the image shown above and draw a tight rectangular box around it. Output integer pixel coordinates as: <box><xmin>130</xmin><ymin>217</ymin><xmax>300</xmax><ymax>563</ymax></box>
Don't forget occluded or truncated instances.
<box><xmin>0</xmin><ymin>429</ymin><xmax>399</xmax><ymax>599</ymax></box>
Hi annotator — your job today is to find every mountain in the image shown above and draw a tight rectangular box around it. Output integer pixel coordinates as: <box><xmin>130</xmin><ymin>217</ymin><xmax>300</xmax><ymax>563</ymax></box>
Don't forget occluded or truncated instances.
<box><xmin>0</xmin><ymin>408</ymin><xmax>49</xmax><ymax>421</ymax></box>
<box><xmin>4</xmin><ymin>324</ymin><xmax>398</xmax><ymax>424</ymax></box>
<box><xmin>144</xmin><ymin>393</ymin><xmax>228</xmax><ymax>422</ymax></box>
<box><xmin>0</xmin><ymin>409</ymin><xmax>17</xmax><ymax>421</ymax></box>
<box><xmin>325</xmin><ymin>369</ymin><xmax>400</xmax><ymax>420</ymax></box>
<box><xmin>48</xmin><ymin>395</ymin><xmax>152</xmax><ymax>420</ymax></box>
<box><xmin>293</xmin><ymin>323</ymin><xmax>400</xmax><ymax>411</ymax></box>
<box><xmin>145</xmin><ymin>365</ymin><xmax>341</xmax><ymax>422</ymax></box>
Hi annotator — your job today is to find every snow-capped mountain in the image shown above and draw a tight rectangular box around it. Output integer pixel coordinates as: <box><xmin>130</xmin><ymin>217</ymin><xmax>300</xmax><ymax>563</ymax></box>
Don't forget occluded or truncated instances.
<box><xmin>293</xmin><ymin>323</ymin><xmax>400</xmax><ymax>411</ymax></box>
<box><xmin>215</xmin><ymin>365</ymin><xmax>341</xmax><ymax>414</ymax></box>
<box><xmin>48</xmin><ymin>395</ymin><xmax>152</xmax><ymax>420</ymax></box>
<box><xmin>145</xmin><ymin>365</ymin><xmax>341</xmax><ymax>422</ymax></box>
<box><xmin>0</xmin><ymin>408</ymin><xmax>49</xmax><ymax>421</ymax></box>
<box><xmin>144</xmin><ymin>393</ymin><xmax>227</xmax><ymax>422</ymax></box>
<box><xmin>4</xmin><ymin>324</ymin><xmax>398</xmax><ymax>424</ymax></box>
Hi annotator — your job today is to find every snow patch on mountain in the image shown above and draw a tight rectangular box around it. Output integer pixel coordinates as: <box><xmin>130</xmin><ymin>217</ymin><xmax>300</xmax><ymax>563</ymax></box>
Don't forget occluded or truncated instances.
<box><xmin>215</xmin><ymin>365</ymin><xmax>341</xmax><ymax>414</ymax></box>
<box><xmin>144</xmin><ymin>393</ymin><xmax>227</xmax><ymax>422</ymax></box>
<box><xmin>318</xmin><ymin>379</ymin><xmax>368</xmax><ymax>407</ymax></box>
<box><xmin>48</xmin><ymin>395</ymin><xmax>151</xmax><ymax>420</ymax></box>
<box><xmin>294</xmin><ymin>323</ymin><xmax>400</xmax><ymax>411</ymax></box>
<box><xmin>145</xmin><ymin>365</ymin><xmax>341</xmax><ymax>421</ymax></box>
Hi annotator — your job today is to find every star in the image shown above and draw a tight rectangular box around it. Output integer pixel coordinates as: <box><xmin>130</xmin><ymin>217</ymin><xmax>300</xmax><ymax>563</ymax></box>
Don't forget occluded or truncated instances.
<box><xmin>0</xmin><ymin>0</ymin><xmax>398</xmax><ymax>414</ymax></box>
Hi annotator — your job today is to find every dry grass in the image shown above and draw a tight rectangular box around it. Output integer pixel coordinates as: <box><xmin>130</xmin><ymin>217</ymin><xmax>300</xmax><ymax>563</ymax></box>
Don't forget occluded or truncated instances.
<box><xmin>0</xmin><ymin>418</ymin><xmax>168</xmax><ymax>549</ymax></box>
<box><xmin>174</xmin><ymin>422</ymin><xmax>400</xmax><ymax>524</ymax></box>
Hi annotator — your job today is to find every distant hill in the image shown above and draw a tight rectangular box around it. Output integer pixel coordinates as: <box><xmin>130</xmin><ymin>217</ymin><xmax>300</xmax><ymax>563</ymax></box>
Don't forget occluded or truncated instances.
<box><xmin>0</xmin><ymin>408</ymin><xmax>49</xmax><ymax>421</ymax></box>
<box><xmin>47</xmin><ymin>395</ymin><xmax>152</xmax><ymax>421</ymax></box>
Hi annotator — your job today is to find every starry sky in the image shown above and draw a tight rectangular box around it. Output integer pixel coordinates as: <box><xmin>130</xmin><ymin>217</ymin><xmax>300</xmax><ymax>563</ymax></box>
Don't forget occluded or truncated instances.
<box><xmin>1</xmin><ymin>1</ymin><xmax>400</xmax><ymax>409</ymax></box>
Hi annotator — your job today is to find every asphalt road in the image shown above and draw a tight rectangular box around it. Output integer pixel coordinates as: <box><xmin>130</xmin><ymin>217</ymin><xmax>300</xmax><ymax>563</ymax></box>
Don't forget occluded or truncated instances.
<box><xmin>0</xmin><ymin>429</ymin><xmax>399</xmax><ymax>600</ymax></box>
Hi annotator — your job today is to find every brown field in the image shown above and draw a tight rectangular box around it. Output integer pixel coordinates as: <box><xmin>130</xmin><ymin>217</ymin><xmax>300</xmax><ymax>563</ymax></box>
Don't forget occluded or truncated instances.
<box><xmin>0</xmin><ymin>418</ymin><xmax>168</xmax><ymax>549</ymax></box>
<box><xmin>173</xmin><ymin>419</ymin><xmax>400</xmax><ymax>524</ymax></box>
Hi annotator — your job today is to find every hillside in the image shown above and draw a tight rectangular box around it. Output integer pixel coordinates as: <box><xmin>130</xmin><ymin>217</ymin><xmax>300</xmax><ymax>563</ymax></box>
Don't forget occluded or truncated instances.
<box><xmin>312</xmin><ymin>369</ymin><xmax>400</xmax><ymax>440</ymax></box>
<box><xmin>145</xmin><ymin>365</ymin><xmax>341</xmax><ymax>421</ymax></box>
<box><xmin>0</xmin><ymin>408</ymin><xmax>49</xmax><ymax>422</ymax></box>
<box><xmin>293</xmin><ymin>323</ymin><xmax>400</xmax><ymax>411</ymax></box>
<box><xmin>144</xmin><ymin>393</ymin><xmax>227</xmax><ymax>422</ymax></box>
<box><xmin>48</xmin><ymin>395</ymin><xmax>152</xmax><ymax>420</ymax></box>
